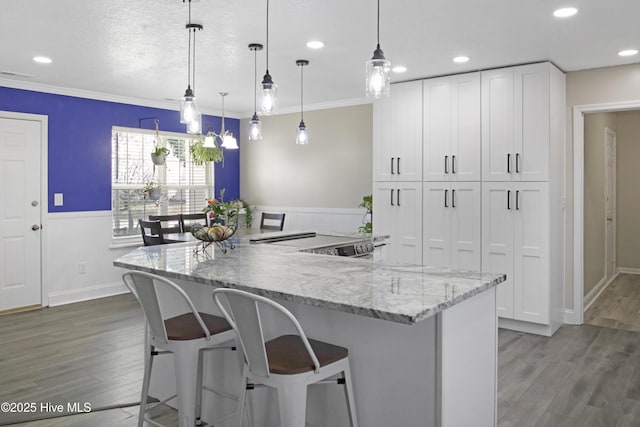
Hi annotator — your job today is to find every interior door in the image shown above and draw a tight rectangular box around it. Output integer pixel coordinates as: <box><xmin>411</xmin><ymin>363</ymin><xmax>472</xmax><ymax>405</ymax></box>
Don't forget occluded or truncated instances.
<box><xmin>605</xmin><ymin>128</ymin><xmax>617</xmax><ymax>281</ymax></box>
<box><xmin>0</xmin><ymin>116</ymin><xmax>42</xmax><ymax>311</ymax></box>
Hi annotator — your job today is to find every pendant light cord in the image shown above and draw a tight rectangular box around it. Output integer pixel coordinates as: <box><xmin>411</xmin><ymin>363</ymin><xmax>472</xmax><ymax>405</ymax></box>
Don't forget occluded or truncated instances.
<box><xmin>192</xmin><ymin>26</ymin><xmax>196</xmax><ymax>92</ymax></box>
<box><xmin>266</xmin><ymin>0</ymin><xmax>270</xmax><ymax>72</ymax></box>
<box><xmin>377</xmin><ymin>0</ymin><xmax>380</xmax><ymax>47</ymax></box>
<box><xmin>187</xmin><ymin>1</ymin><xmax>192</xmax><ymax>88</ymax></box>
<box><xmin>253</xmin><ymin>48</ymin><xmax>258</xmax><ymax>112</ymax></box>
<box><xmin>300</xmin><ymin>65</ymin><xmax>304</xmax><ymax>121</ymax></box>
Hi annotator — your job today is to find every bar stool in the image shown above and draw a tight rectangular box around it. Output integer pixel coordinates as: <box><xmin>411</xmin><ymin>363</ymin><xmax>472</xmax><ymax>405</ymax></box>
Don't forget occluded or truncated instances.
<box><xmin>212</xmin><ymin>288</ymin><xmax>358</xmax><ymax>427</ymax></box>
<box><xmin>123</xmin><ymin>271</ymin><xmax>237</xmax><ymax>427</ymax></box>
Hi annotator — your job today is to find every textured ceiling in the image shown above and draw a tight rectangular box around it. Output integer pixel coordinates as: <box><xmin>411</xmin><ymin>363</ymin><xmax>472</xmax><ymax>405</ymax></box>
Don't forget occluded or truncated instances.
<box><xmin>1</xmin><ymin>0</ymin><xmax>639</xmax><ymax>117</ymax></box>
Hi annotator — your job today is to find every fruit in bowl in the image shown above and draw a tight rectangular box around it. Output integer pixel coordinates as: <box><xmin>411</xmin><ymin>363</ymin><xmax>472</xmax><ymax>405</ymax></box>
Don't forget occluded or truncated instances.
<box><xmin>191</xmin><ymin>224</ymin><xmax>235</xmax><ymax>242</ymax></box>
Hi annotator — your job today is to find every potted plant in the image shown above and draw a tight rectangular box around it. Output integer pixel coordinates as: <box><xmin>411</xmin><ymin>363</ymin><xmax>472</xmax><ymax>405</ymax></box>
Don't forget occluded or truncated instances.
<box><xmin>142</xmin><ymin>181</ymin><xmax>162</xmax><ymax>201</ymax></box>
<box><xmin>190</xmin><ymin>140</ymin><xmax>223</xmax><ymax>166</ymax></box>
<box><xmin>151</xmin><ymin>146</ymin><xmax>170</xmax><ymax>165</ymax></box>
<box><xmin>358</xmin><ymin>194</ymin><xmax>372</xmax><ymax>234</ymax></box>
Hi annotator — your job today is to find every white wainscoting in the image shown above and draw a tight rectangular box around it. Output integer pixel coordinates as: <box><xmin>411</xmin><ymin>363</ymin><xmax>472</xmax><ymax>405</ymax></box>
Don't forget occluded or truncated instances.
<box><xmin>45</xmin><ymin>210</ymin><xmax>131</xmax><ymax>306</ymax></box>
<box><xmin>252</xmin><ymin>206</ymin><xmax>368</xmax><ymax>234</ymax></box>
<box><xmin>44</xmin><ymin>207</ymin><xmax>368</xmax><ymax>307</ymax></box>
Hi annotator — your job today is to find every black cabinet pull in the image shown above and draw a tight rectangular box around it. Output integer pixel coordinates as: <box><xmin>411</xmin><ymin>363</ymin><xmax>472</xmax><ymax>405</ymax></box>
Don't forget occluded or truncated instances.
<box><xmin>452</xmin><ymin>155</ymin><xmax>456</xmax><ymax>174</ymax></box>
<box><xmin>452</xmin><ymin>189</ymin><xmax>456</xmax><ymax>207</ymax></box>
<box><xmin>507</xmin><ymin>153</ymin><xmax>511</xmax><ymax>173</ymax></box>
<box><xmin>391</xmin><ymin>157</ymin><xmax>395</xmax><ymax>175</ymax></box>
<box><xmin>516</xmin><ymin>190</ymin><xmax>520</xmax><ymax>210</ymax></box>
<box><xmin>444</xmin><ymin>189</ymin><xmax>448</xmax><ymax>207</ymax></box>
<box><xmin>391</xmin><ymin>189</ymin><xmax>395</xmax><ymax>206</ymax></box>
<box><xmin>507</xmin><ymin>190</ymin><xmax>511</xmax><ymax>210</ymax></box>
<box><xmin>516</xmin><ymin>153</ymin><xmax>520</xmax><ymax>173</ymax></box>
<box><xmin>444</xmin><ymin>155</ymin><xmax>449</xmax><ymax>174</ymax></box>
<box><xmin>397</xmin><ymin>158</ymin><xmax>401</xmax><ymax>175</ymax></box>
<box><xmin>397</xmin><ymin>189</ymin><xmax>401</xmax><ymax>206</ymax></box>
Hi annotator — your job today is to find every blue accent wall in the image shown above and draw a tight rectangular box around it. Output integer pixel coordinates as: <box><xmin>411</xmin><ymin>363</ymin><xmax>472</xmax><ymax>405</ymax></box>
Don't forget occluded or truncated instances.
<box><xmin>0</xmin><ymin>86</ymin><xmax>240</xmax><ymax>212</ymax></box>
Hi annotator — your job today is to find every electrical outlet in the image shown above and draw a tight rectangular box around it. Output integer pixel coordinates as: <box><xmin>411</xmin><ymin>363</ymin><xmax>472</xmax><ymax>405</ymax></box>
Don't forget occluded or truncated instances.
<box><xmin>79</xmin><ymin>263</ymin><xmax>87</xmax><ymax>274</ymax></box>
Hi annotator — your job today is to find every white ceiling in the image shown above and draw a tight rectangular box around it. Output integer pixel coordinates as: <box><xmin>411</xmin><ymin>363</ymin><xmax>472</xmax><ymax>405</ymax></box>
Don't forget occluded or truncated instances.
<box><xmin>1</xmin><ymin>0</ymin><xmax>639</xmax><ymax>118</ymax></box>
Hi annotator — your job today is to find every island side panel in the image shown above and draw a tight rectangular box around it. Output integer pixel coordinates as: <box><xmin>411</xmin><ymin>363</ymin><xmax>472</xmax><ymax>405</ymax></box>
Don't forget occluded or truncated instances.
<box><xmin>437</xmin><ymin>286</ymin><xmax>497</xmax><ymax>427</ymax></box>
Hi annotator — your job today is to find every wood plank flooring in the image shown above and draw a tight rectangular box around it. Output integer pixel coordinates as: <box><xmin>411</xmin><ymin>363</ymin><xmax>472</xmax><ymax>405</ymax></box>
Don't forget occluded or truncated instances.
<box><xmin>2</xmin><ymin>290</ymin><xmax>640</xmax><ymax>426</ymax></box>
<box><xmin>585</xmin><ymin>273</ymin><xmax>640</xmax><ymax>332</ymax></box>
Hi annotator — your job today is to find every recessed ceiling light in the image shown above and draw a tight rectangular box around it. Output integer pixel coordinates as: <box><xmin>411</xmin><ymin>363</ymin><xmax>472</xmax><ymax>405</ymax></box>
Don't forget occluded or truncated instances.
<box><xmin>618</xmin><ymin>49</ymin><xmax>639</xmax><ymax>57</ymax></box>
<box><xmin>453</xmin><ymin>56</ymin><xmax>470</xmax><ymax>63</ymax></box>
<box><xmin>33</xmin><ymin>56</ymin><xmax>52</xmax><ymax>64</ymax></box>
<box><xmin>306</xmin><ymin>40</ymin><xmax>324</xmax><ymax>49</ymax></box>
<box><xmin>392</xmin><ymin>66</ymin><xmax>407</xmax><ymax>73</ymax></box>
<box><xmin>553</xmin><ymin>7</ymin><xmax>578</xmax><ymax>18</ymax></box>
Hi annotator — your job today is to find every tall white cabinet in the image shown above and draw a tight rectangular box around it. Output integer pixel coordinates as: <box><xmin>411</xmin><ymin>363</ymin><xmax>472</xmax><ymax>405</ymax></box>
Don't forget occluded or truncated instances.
<box><xmin>373</xmin><ymin>61</ymin><xmax>565</xmax><ymax>336</ymax></box>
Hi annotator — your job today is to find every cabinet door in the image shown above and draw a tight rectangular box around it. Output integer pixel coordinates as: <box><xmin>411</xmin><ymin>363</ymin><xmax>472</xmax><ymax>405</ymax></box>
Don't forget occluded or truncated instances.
<box><xmin>373</xmin><ymin>97</ymin><xmax>394</xmax><ymax>181</ymax></box>
<box><xmin>423</xmin><ymin>182</ymin><xmax>451</xmax><ymax>268</ymax></box>
<box><xmin>514</xmin><ymin>64</ymin><xmax>550</xmax><ymax>181</ymax></box>
<box><xmin>395</xmin><ymin>182</ymin><xmax>423</xmax><ymax>265</ymax></box>
<box><xmin>393</xmin><ymin>81</ymin><xmax>423</xmax><ymax>181</ymax></box>
<box><xmin>450</xmin><ymin>73</ymin><xmax>481</xmax><ymax>181</ymax></box>
<box><xmin>482</xmin><ymin>68</ymin><xmax>514</xmax><ymax>181</ymax></box>
<box><xmin>482</xmin><ymin>182</ymin><xmax>514</xmax><ymax>318</ymax></box>
<box><xmin>373</xmin><ymin>182</ymin><xmax>395</xmax><ymax>263</ymax></box>
<box><xmin>423</xmin><ymin>77</ymin><xmax>451</xmax><ymax>181</ymax></box>
<box><xmin>513</xmin><ymin>182</ymin><xmax>549</xmax><ymax>324</ymax></box>
<box><xmin>450</xmin><ymin>182</ymin><xmax>481</xmax><ymax>271</ymax></box>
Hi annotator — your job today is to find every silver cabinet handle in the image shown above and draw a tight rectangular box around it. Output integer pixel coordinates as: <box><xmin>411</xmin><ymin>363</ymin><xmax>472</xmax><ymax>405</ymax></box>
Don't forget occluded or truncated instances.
<box><xmin>397</xmin><ymin>158</ymin><xmax>400</xmax><ymax>175</ymax></box>
<box><xmin>445</xmin><ymin>155</ymin><xmax>449</xmax><ymax>174</ymax></box>
<box><xmin>32</xmin><ymin>224</ymin><xmax>41</xmax><ymax>231</ymax></box>
<box><xmin>507</xmin><ymin>153</ymin><xmax>511</xmax><ymax>173</ymax></box>
<box><xmin>397</xmin><ymin>189</ymin><xmax>401</xmax><ymax>206</ymax></box>
<box><xmin>444</xmin><ymin>189</ymin><xmax>448</xmax><ymax>207</ymax></box>
<box><xmin>516</xmin><ymin>153</ymin><xmax>520</xmax><ymax>173</ymax></box>
<box><xmin>391</xmin><ymin>189</ymin><xmax>395</xmax><ymax>206</ymax></box>
<box><xmin>391</xmin><ymin>157</ymin><xmax>395</xmax><ymax>175</ymax></box>
<box><xmin>516</xmin><ymin>190</ymin><xmax>520</xmax><ymax>210</ymax></box>
<box><xmin>507</xmin><ymin>190</ymin><xmax>511</xmax><ymax>210</ymax></box>
<box><xmin>452</xmin><ymin>155</ymin><xmax>456</xmax><ymax>174</ymax></box>
<box><xmin>452</xmin><ymin>189</ymin><xmax>456</xmax><ymax>208</ymax></box>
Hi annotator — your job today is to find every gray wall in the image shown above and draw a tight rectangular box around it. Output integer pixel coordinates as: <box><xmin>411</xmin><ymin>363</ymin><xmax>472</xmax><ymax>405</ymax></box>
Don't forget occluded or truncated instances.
<box><xmin>583</xmin><ymin>113</ymin><xmax>617</xmax><ymax>296</ymax></box>
<box><xmin>239</xmin><ymin>104</ymin><xmax>373</xmax><ymax>209</ymax></box>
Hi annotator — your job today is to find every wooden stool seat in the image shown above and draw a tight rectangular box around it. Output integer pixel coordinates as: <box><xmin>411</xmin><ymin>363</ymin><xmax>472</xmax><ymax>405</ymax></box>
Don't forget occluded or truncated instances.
<box><xmin>165</xmin><ymin>312</ymin><xmax>232</xmax><ymax>341</ymax></box>
<box><xmin>265</xmin><ymin>335</ymin><xmax>349</xmax><ymax>375</ymax></box>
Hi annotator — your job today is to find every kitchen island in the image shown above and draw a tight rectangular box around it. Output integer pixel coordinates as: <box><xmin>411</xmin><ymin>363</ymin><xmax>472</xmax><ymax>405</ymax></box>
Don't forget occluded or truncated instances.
<box><xmin>114</xmin><ymin>237</ymin><xmax>504</xmax><ymax>427</ymax></box>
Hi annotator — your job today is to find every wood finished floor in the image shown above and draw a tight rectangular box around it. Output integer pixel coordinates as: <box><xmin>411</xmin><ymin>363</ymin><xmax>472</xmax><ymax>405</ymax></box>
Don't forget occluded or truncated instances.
<box><xmin>585</xmin><ymin>273</ymin><xmax>640</xmax><ymax>332</ymax></box>
<box><xmin>1</xmin><ymin>287</ymin><xmax>640</xmax><ymax>426</ymax></box>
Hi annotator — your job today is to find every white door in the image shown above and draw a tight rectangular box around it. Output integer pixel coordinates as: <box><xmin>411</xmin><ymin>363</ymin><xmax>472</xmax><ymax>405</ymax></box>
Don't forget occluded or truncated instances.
<box><xmin>450</xmin><ymin>182</ymin><xmax>481</xmax><ymax>271</ymax></box>
<box><xmin>482</xmin><ymin>182</ymin><xmax>514</xmax><ymax>318</ymax></box>
<box><xmin>395</xmin><ymin>182</ymin><xmax>423</xmax><ymax>265</ymax></box>
<box><xmin>0</xmin><ymin>117</ymin><xmax>42</xmax><ymax>311</ymax></box>
<box><xmin>423</xmin><ymin>182</ymin><xmax>451</xmax><ymax>268</ymax></box>
<box><xmin>604</xmin><ymin>128</ymin><xmax>617</xmax><ymax>281</ymax></box>
<box><xmin>450</xmin><ymin>73</ymin><xmax>481</xmax><ymax>181</ymax></box>
<box><xmin>393</xmin><ymin>81</ymin><xmax>423</xmax><ymax>182</ymax></box>
<box><xmin>423</xmin><ymin>77</ymin><xmax>451</xmax><ymax>181</ymax></box>
<box><xmin>481</xmin><ymin>67</ymin><xmax>514</xmax><ymax>181</ymax></box>
<box><xmin>373</xmin><ymin>97</ymin><xmax>394</xmax><ymax>181</ymax></box>
<box><xmin>513</xmin><ymin>182</ymin><xmax>549</xmax><ymax>324</ymax></box>
<box><xmin>373</xmin><ymin>182</ymin><xmax>395</xmax><ymax>262</ymax></box>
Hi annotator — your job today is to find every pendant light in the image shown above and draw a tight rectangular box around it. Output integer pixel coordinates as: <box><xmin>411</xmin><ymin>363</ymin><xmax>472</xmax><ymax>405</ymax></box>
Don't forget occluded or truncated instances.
<box><xmin>218</xmin><ymin>92</ymin><xmax>238</xmax><ymax>150</ymax></box>
<box><xmin>365</xmin><ymin>0</ymin><xmax>391</xmax><ymax>98</ymax></box>
<box><xmin>180</xmin><ymin>0</ymin><xmax>203</xmax><ymax>131</ymax></box>
<box><xmin>248</xmin><ymin>43</ymin><xmax>263</xmax><ymax>141</ymax></box>
<box><xmin>295</xmin><ymin>60</ymin><xmax>309</xmax><ymax>145</ymax></box>
<box><xmin>259</xmin><ymin>0</ymin><xmax>277</xmax><ymax>115</ymax></box>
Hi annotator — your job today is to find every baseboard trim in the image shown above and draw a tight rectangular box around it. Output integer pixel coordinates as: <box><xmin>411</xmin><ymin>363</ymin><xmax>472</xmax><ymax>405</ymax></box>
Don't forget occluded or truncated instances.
<box><xmin>48</xmin><ymin>282</ymin><xmax>129</xmax><ymax>307</ymax></box>
<box><xmin>583</xmin><ymin>273</ymin><xmax>618</xmax><ymax>312</ymax></box>
<box><xmin>563</xmin><ymin>308</ymin><xmax>580</xmax><ymax>325</ymax></box>
<box><xmin>498</xmin><ymin>318</ymin><xmax>557</xmax><ymax>337</ymax></box>
<box><xmin>618</xmin><ymin>267</ymin><xmax>640</xmax><ymax>275</ymax></box>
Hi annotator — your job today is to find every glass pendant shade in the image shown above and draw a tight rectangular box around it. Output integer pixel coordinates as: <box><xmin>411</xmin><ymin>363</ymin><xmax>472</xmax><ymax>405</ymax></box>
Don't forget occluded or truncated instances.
<box><xmin>248</xmin><ymin>113</ymin><xmax>262</xmax><ymax>140</ymax></box>
<box><xmin>186</xmin><ymin>113</ymin><xmax>201</xmax><ymax>135</ymax></box>
<box><xmin>180</xmin><ymin>88</ymin><xmax>198</xmax><ymax>124</ymax></box>
<box><xmin>203</xmin><ymin>131</ymin><xmax>216</xmax><ymax>148</ymax></box>
<box><xmin>259</xmin><ymin>73</ymin><xmax>278</xmax><ymax>115</ymax></box>
<box><xmin>296</xmin><ymin>121</ymin><xmax>308</xmax><ymax>145</ymax></box>
<box><xmin>220</xmin><ymin>131</ymin><xmax>239</xmax><ymax>149</ymax></box>
<box><xmin>365</xmin><ymin>46</ymin><xmax>391</xmax><ymax>98</ymax></box>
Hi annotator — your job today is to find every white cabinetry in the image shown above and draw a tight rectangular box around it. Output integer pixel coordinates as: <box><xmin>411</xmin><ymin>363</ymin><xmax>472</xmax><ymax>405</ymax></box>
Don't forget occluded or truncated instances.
<box><xmin>373</xmin><ymin>80</ymin><xmax>422</xmax><ymax>182</ymax></box>
<box><xmin>482</xmin><ymin>182</ymin><xmax>549</xmax><ymax>323</ymax></box>
<box><xmin>423</xmin><ymin>182</ymin><xmax>481</xmax><ymax>271</ymax></box>
<box><xmin>424</xmin><ymin>73</ymin><xmax>481</xmax><ymax>181</ymax></box>
<box><xmin>373</xmin><ymin>182</ymin><xmax>422</xmax><ymax>265</ymax></box>
<box><xmin>482</xmin><ymin>63</ymin><xmax>550</xmax><ymax>182</ymax></box>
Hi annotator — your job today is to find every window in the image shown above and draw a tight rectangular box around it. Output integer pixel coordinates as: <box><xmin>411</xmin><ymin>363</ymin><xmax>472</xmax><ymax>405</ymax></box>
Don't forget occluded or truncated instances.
<box><xmin>111</xmin><ymin>126</ymin><xmax>212</xmax><ymax>238</ymax></box>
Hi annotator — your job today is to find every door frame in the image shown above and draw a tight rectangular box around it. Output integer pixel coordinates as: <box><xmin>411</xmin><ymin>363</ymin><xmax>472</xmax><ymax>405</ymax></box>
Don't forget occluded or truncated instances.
<box><xmin>604</xmin><ymin>127</ymin><xmax>617</xmax><ymax>283</ymax></box>
<box><xmin>0</xmin><ymin>110</ymin><xmax>49</xmax><ymax>307</ymax></box>
<box><xmin>572</xmin><ymin>100</ymin><xmax>640</xmax><ymax>324</ymax></box>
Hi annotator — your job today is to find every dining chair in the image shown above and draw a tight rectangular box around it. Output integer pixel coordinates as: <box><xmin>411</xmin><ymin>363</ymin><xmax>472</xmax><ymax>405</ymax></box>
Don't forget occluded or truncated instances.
<box><xmin>212</xmin><ymin>288</ymin><xmax>358</xmax><ymax>427</ymax></box>
<box><xmin>259</xmin><ymin>212</ymin><xmax>286</xmax><ymax>231</ymax></box>
<box><xmin>181</xmin><ymin>213</ymin><xmax>208</xmax><ymax>232</ymax></box>
<box><xmin>139</xmin><ymin>219</ymin><xmax>167</xmax><ymax>246</ymax></box>
<box><xmin>123</xmin><ymin>271</ymin><xmax>237</xmax><ymax>427</ymax></box>
<box><xmin>149</xmin><ymin>214</ymin><xmax>182</xmax><ymax>234</ymax></box>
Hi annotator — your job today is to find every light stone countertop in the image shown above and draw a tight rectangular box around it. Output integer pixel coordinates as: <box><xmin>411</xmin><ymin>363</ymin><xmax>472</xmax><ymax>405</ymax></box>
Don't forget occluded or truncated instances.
<box><xmin>113</xmin><ymin>238</ymin><xmax>505</xmax><ymax>325</ymax></box>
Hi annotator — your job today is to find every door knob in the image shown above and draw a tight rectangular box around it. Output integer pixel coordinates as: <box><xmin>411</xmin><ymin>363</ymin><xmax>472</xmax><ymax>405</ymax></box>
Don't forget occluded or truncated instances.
<box><xmin>32</xmin><ymin>224</ymin><xmax>41</xmax><ymax>231</ymax></box>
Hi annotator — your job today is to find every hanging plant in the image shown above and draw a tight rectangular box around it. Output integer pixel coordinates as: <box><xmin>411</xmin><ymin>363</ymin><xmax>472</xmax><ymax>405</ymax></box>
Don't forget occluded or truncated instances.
<box><xmin>151</xmin><ymin>146</ymin><xmax>170</xmax><ymax>165</ymax></box>
<box><xmin>190</xmin><ymin>139</ymin><xmax>223</xmax><ymax>165</ymax></box>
